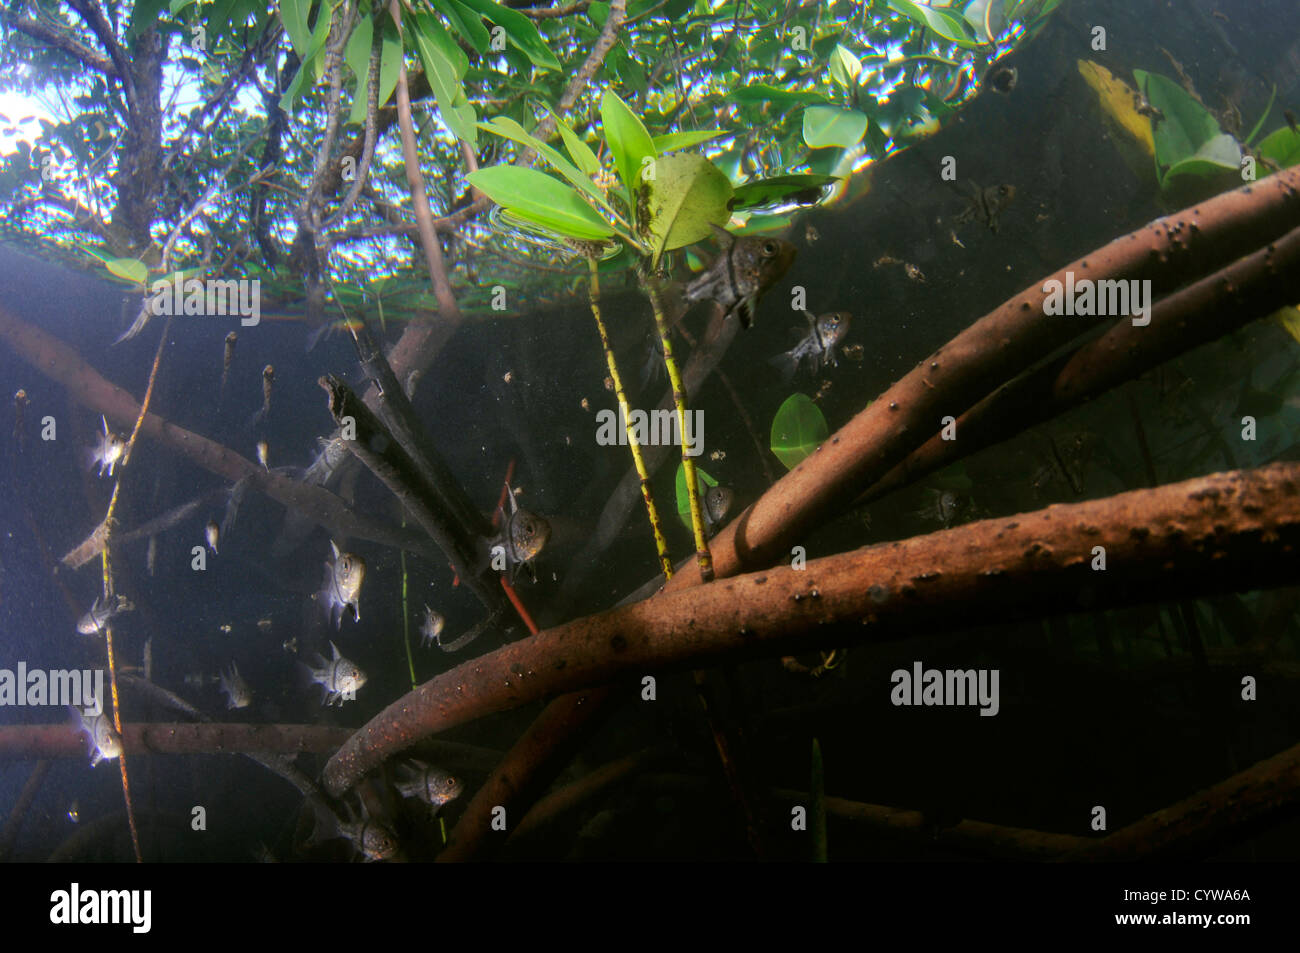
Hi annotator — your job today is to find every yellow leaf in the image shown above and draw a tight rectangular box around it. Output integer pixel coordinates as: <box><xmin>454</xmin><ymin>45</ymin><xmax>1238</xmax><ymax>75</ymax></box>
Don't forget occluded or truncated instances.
<box><xmin>1077</xmin><ymin>60</ymin><xmax>1155</xmax><ymax>158</ymax></box>
<box><xmin>1272</xmin><ymin>305</ymin><xmax>1300</xmax><ymax>345</ymax></box>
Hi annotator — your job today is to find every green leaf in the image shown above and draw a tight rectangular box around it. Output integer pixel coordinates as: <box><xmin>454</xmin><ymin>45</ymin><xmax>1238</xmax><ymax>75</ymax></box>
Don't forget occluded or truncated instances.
<box><xmin>432</xmin><ymin>0</ymin><xmax>491</xmax><ymax>54</ymax></box>
<box><xmin>601</xmin><ymin>89</ymin><xmax>657</xmax><ymax>203</ymax></box>
<box><xmin>652</xmin><ymin>130</ymin><xmax>727</xmax><ymax>154</ymax></box>
<box><xmin>732</xmin><ymin>84</ymin><xmax>828</xmax><ymax>106</ymax></box>
<box><xmin>412</xmin><ymin>9</ymin><xmax>478</xmax><ymax>144</ymax></box>
<box><xmin>1135</xmin><ymin>69</ymin><xmax>1236</xmax><ymax>184</ymax></box>
<box><xmin>887</xmin><ymin>0</ymin><xmax>981</xmax><ymax>48</ymax></box>
<box><xmin>645</xmin><ymin>153</ymin><xmax>733</xmax><ymax>265</ymax></box>
<box><xmin>1162</xmin><ymin>133</ymin><xmax>1242</xmax><ymax>181</ymax></box>
<box><xmin>279</xmin><ymin>0</ymin><xmax>313</xmax><ymax>57</ymax></box>
<box><xmin>802</xmin><ymin>105</ymin><xmax>867</xmax><ymax>149</ymax></box>
<box><xmin>675</xmin><ymin>463</ymin><xmax>718</xmax><ymax>530</ymax></box>
<box><xmin>454</xmin><ymin>0</ymin><xmax>561</xmax><ymax>70</ymax></box>
<box><xmin>466</xmin><ymin>166</ymin><xmax>616</xmax><ymax>240</ymax></box>
<box><xmin>544</xmin><ymin>109</ymin><xmax>601</xmax><ymax>177</ymax></box>
<box><xmin>829</xmin><ymin>44</ymin><xmax>862</xmax><ymax>88</ymax></box>
<box><xmin>106</xmin><ymin>257</ymin><xmax>148</xmax><ymax>286</ymax></box>
<box><xmin>1258</xmin><ymin>126</ymin><xmax>1300</xmax><ymax>168</ymax></box>
<box><xmin>279</xmin><ymin>7</ymin><xmax>332</xmax><ymax>110</ymax></box>
<box><xmin>732</xmin><ymin>174</ymin><xmax>838</xmax><ymax>211</ymax></box>
<box><xmin>770</xmin><ymin>393</ymin><xmax>829</xmax><ymax>470</ymax></box>
<box><xmin>344</xmin><ymin>16</ymin><xmax>374</xmax><ymax>124</ymax></box>
<box><xmin>478</xmin><ymin>116</ymin><xmax>614</xmax><ymax>214</ymax></box>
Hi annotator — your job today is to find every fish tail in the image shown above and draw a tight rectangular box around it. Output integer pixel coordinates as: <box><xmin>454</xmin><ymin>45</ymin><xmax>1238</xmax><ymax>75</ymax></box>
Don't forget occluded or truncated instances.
<box><xmin>768</xmin><ymin>349</ymin><xmax>800</xmax><ymax>384</ymax></box>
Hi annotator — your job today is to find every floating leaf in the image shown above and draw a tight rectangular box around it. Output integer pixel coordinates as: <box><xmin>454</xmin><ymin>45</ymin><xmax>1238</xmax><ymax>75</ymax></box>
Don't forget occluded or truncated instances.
<box><xmin>802</xmin><ymin>105</ymin><xmax>868</xmax><ymax>149</ymax></box>
<box><xmin>1076</xmin><ymin>61</ymin><xmax>1154</xmax><ymax>158</ymax></box>
<box><xmin>467</xmin><ymin>166</ymin><xmax>616</xmax><ymax>240</ymax></box>
<box><xmin>601</xmin><ymin>90</ymin><xmax>657</xmax><ymax>203</ymax></box>
<box><xmin>731</xmin><ymin>174</ymin><xmax>838</xmax><ymax>211</ymax></box>
<box><xmin>645</xmin><ymin>153</ymin><xmax>733</xmax><ymax>265</ymax></box>
<box><xmin>675</xmin><ymin>462</ymin><xmax>717</xmax><ymax>530</ymax></box>
<box><xmin>105</xmin><ymin>257</ymin><xmax>148</xmax><ymax>286</ymax></box>
<box><xmin>770</xmin><ymin>393</ymin><xmax>829</xmax><ymax>470</ymax></box>
<box><xmin>887</xmin><ymin>0</ymin><xmax>981</xmax><ymax>48</ymax></box>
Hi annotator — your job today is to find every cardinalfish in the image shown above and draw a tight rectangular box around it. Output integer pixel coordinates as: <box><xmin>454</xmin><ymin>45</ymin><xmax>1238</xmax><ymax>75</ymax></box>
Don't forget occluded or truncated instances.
<box><xmin>394</xmin><ymin>760</ymin><xmax>463</xmax><ymax>812</ymax></box>
<box><xmin>954</xmin><ymin>182</ymin><xmax>1016</xmax><ymax>234</ymax></box>
<box><xmin>84</xmin><ymin>415</ymin><xmax>126</xmax><ymax>478</ymax></box>
<box><xmin>306</xmin><ymin>640</ymin><xmax>367</xmax><ymax>705</ymax></box>
<box><xmin>205</xmin><ymin>519</ymin><xmax>220</xmax><ymax>554</ymax></box>
<box><xmin>219</xmin><ymin>661</ymin><xmax>253</xmax><ymax>709</ymax></box>
<box><xmin>769</xmin><ymin>311</ymin><xmax>852</xmax><ymax>383</ymax></box>
<box><xmin>419</xmin><ymin>605</ymin><xmax>445</xmax><ymax>648</ymax></box>
<box><xmin>220</xmin><ymin>332</ymin><xmax>237</xmax><ymax>398</ymax></box>
<box><xmin>77</xmin><ymin>594</ymin><xmax>133</xmax><ymax>635</ymax></box>
<box><xmin>70</xmin><ymin>699</ymin><xmax>122</xmax><ymax>767</ymax></box>
<box><xmin>486</xmin><ymin>483</ymin><xmax>550</xmax><ymax>583</ymax></box>
<box><xmin>702</xmin><ymin>485</ymin><xmax>734</xmax><ymax>538</ymax></box>
<box><xmin>682</xmin><ymin>225</ymin><xmax>797</xmax><ymax>329</ymax></box>
<box><xmin>249</xmin><ymin>365</ymin><xmax>273</xmax><ymax>427</ymax></box>
<box><xmin>319</xmin><ymin>540</ymin><xmax>365</xmax><ymax>628</ymax></box>
<box><xmin>13</xmin><ymin>389</ymin><xmax>28</xmax><ymax>453</ymax></box>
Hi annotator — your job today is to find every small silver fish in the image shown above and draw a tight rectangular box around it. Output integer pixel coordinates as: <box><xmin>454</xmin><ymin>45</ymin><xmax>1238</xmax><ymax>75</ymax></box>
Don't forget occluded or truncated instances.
<box><xmin>319</xmin><ymin>540</ymin><xmax>365</xmax><ymax>628</ymax></box>
<box><xmin>308</xmin><ymin>640</ymin><xmax>366</xmax><ymax>705</ymax></box>
<box><xmin>256</xmin><ymin>440</ymin><xmax>269</xmax><ymax>471</ymax></box>
<box><xmin>219</xmin><ymin>660</ymin><xmax>253</xmax><ymax>710</ymax></box>
<box><xmin>282</xmin><ymin>637</ymin><xmax>298</xmax><ymax>654</ymax></box>
<box><xmin>310</xmin><ymin>801</ymin><xmax>400</xmax><ymax>862</ymax></box>
<box><xmin>702</xmin><ymin>485</ymin><xmax>734</xmax><ymax>537</ymax></box>
<box><xmin>220</xmin><ymin>331</ymin><xmax>237</xmax><ymax>396</ymax></box>
<box><xmin>303</xmin><ymin>436</ymin><xmax>349</xmax><ymax>485</ymax></box>
<box><xmin>419</xmin><ymin>605</ymin><xmax>445</xmax><ymax>648</ymax></box>
<box><xmin>769</xmin><ymin>311</ymin><xmax>852</xmax><ymax>382</ymax></box>
<box><xmin>205</xmin><ymin>519</ymin><xmax>220</xmax><ymax>554</ymax></box>
<box><xmin>67</xmin><ymin>801</ymin><xmax>80</xmax><ymax>824</ymax></box>
<box><xmin>71</xmin><ymin>703</ymin><xmax>122</xmax><ymax>767</ymax></box>
<box><xmin>85</xmin><ymin>415</ymin><xmax>126</xmax><ymax>478</ymax></box>
<box><xmin>395</xmin><ymin>760</ymin><xmax>463</xmax><ymax>810</ymax></box>
<box><xmin>487</xmin><ymin>483</ymin><xmax>550</xmax><ymax>583</ymax></box>
<box><xmin>76</xmin><ymin>594</ymin><xmax>134</xmax><ymax>635</ymax></box>
<box><xmin>683</xmin><ymin>225</ymin><xmax>797</xmax><ymax>329</ymax></box>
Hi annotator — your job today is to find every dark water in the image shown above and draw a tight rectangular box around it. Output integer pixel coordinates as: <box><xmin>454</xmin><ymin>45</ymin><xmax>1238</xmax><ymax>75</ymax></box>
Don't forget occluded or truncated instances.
<box><xmin>2</xmin><ymin>0</ymin><xmax>1300</xmax><ymax>864</ymax></box>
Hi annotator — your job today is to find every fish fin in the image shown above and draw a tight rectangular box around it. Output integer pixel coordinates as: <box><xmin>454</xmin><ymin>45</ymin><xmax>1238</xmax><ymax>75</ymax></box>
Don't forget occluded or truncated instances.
<box><xmin>767</xmin><ymin>349</ymin><xmax>800</xmax><ymax>384</ymax></box>
<box><xmin>329</xmin><ymin>640</ymin><xmax>341</xmax><ymax>660</ymax></box>
<box><xmin>330</xmin><ymin>540</ymin><xmax>341</xmax><ymax>560</ymax></box>
<box><xmin>802</xmin><ymin>310</ymin><xmax>817</xmax><ymax>327</ymax></box>
<box><xmin>708</xmin><ymin>223</ymin><xmax>735</xmax><ymax>248</ymax></box>
<box><xmin>734</xmin><ymin>296</ymin><xmax>756</xmax><ymax>330</ymax></box>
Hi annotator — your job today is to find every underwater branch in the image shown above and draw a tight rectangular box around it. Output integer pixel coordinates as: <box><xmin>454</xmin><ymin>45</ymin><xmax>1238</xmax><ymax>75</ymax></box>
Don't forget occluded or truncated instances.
<box><xmin>324</xmin><ymin>461</ymin><xmax>1300</xmax><ymax>796</ymax></box>
<box><xmin>0</xmin><ymin>723</ymin><xmax>353</xmax><ymax>760</ymax></box>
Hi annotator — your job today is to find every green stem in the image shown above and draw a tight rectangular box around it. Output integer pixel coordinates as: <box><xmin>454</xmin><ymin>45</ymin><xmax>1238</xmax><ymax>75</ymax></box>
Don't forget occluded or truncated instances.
<box><xmin>645</xmin><ymin>279</ymin><xmax>713</xmax><ymax>582</ymax></box>
<box><xmin>400</xmin><ymin>538</ymin><xmax>416</xmax><ymax>690</ymax></box>
<box><xmin>587</xmin><ymin>257</ymin><xmax>675</xmax><ymax>577</ymax></box>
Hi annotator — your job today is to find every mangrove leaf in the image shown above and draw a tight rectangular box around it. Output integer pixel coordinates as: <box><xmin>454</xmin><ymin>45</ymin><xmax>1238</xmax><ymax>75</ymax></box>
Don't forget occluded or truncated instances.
<box><xmin>771</xmin><ymin>393</ymin><xmax>829</xmax><ymax>470</ymax></box>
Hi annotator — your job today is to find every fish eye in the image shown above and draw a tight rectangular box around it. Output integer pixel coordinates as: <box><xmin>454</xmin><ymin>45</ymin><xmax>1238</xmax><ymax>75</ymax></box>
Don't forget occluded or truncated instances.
<box><xmin>761</xmin><ymin>240</ymin><xmax>779</xmax><ymax>256</ymax></box>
